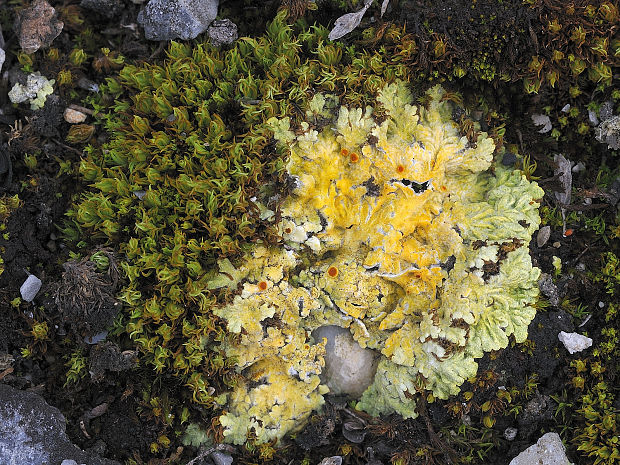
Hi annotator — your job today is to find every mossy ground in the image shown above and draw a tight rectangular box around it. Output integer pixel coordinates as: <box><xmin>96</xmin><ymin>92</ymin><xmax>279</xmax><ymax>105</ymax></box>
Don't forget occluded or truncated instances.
<box><xmin>0</xmin><ymin>0</ymin><xmax>618</xmax><ymax>464</ymax></box>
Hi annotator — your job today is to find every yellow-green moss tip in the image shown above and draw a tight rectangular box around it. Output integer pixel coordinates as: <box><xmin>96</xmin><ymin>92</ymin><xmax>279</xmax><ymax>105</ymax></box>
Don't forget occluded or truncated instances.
<box><xmin>210</xmin><ymin>81</ymin><xmax>544</xmax><ymax>444</ymax></box>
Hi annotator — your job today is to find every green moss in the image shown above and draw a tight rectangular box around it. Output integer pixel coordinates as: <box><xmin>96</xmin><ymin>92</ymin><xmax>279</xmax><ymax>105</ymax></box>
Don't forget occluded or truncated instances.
<box><xmin>64</xmin><ymin>348</ymin><xmax>88</xmax><ymax>387</ymax></box>
<box><xmin>556</xmin><ymin>251</ymin><xmax>620</xmax><ymax>464</ymax></box>
<box><xmin>568</xmin><ymin>303</ymin><xmax>620</xmax><ymax>464</ymax></box>
<box><xmin>0</xmin><ymin>195</ymin><xmax>22</xmax><ymax>277</ymax></box>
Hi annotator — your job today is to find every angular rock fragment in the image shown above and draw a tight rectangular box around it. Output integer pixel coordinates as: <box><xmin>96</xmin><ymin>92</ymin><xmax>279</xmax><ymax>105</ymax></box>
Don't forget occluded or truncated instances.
<box><xmin>137</xmin><ymin>0</ymin><xmax>218</xmax><ymax>41</ymax></box>
<box><xmin>509</xmin><ymin>432</ymin><xmax>572</xmax><ymax>465</ymax></box>
<box><xmin>558</xmin><ymin>331</ymin><xmax>593</xmax><ymax>354</ymax></box>
<box><xmin>20</xmin><ymin>274</ymin><xmax>42</xmax><ymax>302</ymax></box>
<box><xmin>14</xmin><ymin>0</ymin><xmax>63</xmax><ymax>54</ymax></box>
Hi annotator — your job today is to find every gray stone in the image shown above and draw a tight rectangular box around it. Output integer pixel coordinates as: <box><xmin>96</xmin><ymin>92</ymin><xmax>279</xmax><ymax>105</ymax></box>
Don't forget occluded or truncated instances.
<box><xmin>558</xmin><ymin>331</ymin><xmax>593</xmax><ymax>354</ymax></box>
<box><xmin>508</xmin><ymin>432</ymin><xmax>572</xmax><ymax>465</ymax></box>
<box><xmin>20</xmin><ymin>274</ymin><xmax>42</xmax><ymax>302</ymax></box>
<box><xmin>61</xmin><ymin>460</ymin><xmax>80</xmax><ymax>465</ymax></box>
<box><xmin>80</xmin><ymin>0</ymin><xmax>124</xmax><ymax>19</ymax></box>
<box><xmin>328</xmin><ymin>0</ymin><xmax>373</xmax><ymax>41</ymax></box>
<box><xmin>571</xmin><ymin>161</ymin><xmax>586</xmax><ymax>173</ymax></box>
<box><xmin>207</xmin><ymin>19</ymin><xmax>238</xmax><ymax>47</ymax></box>
<box><xmin>531</xmin><ymin>113</ymin><xmax>552</xmax><ymax>133</ymax></box>
<box><xmin>312</xmin><ymin>325</ymin><xmax>378</xmax><ymax>398</ymax></box>
<box><xmin>342</xmin><ymin>419</ymin><xmax>366</xmax><ymax>443</ymax></box>
<box><xmin>0</xmin><ymin>384</ymin><xmax>120</xmax><ymax>465</ymax></box>
<box><xmin>137</xmin><ymin>0</ymin><xmax>219</xmax><ymax>41</ymax></box>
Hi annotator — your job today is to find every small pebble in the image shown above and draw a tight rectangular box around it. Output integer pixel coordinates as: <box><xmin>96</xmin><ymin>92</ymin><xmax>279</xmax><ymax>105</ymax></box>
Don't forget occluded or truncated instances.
<box><xmin>20</xmin><ymin>275</ymin><xmax>42</xmax><ymax>302</ymax></box>
<box><xmin>536</xmin><ymin>226</ymin><xmax>550</xmax><ymax>248</ymax></box>
<box><xmin>531</xmin><ymin>114</ymin><xmax>552</xmax><ymax>133</ymax></box>
<box><xmin>561</xmin><ymin>104</ymin><xmax>570</xmax><ymax>113</ymax></box>
<box><xmin>509</xmin><ymin>432</ymin><xmax>571</xmax><ymax>465</ymax></box>
<box><xmin>598</xmin><ymin>301</ymin><xmax>605</xmax><ymax>308</ymax></box>
<box><xmin>63</xmin><ymin>108</ymin><xmax>87</xmax><ymax>123</ymax></box>
<box><xmin>552</xmin><ymin>241</ymin><xmax>561</xmax><ymax>248</ymax></box>
<box><xmin>504</xmin><ymin>427</ymin><xmax>518</xmax><ymax>441</ymax></box>
<box><xmin>558</xmin><ymin>331</ymin><xmax>593</xmax><ymax>354</ymax></box>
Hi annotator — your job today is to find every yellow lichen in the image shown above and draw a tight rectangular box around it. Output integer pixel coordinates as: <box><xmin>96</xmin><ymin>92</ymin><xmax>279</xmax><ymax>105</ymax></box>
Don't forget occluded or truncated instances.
<box><xmin>211</xmin><ymin>82</ymin><xmax>543</xmax><ymax>443</ymax></box>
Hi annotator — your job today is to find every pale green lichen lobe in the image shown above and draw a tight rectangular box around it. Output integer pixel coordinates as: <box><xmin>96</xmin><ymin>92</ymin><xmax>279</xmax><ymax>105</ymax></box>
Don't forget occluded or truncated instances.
<box><xmin>8</xmin><ymin>72</ymin><xmax>55</xmax><ymax>110</ymax></box>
